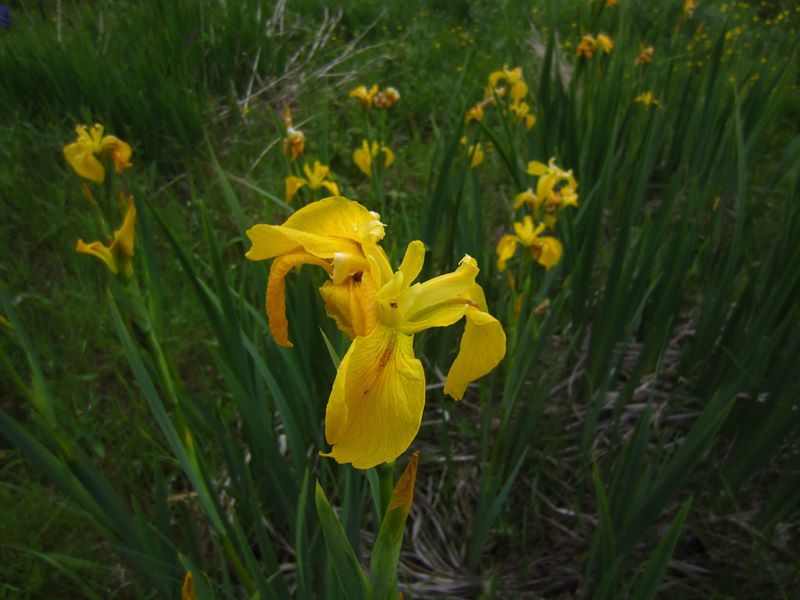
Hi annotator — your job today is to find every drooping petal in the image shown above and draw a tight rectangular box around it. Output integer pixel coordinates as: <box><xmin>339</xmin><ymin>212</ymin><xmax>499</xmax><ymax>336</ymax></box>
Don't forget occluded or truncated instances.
<box><xmin>265</xmin><ymin>249</ymin><xmax>332</xmax><ymax>347</ymax></box>
<box><xmin>285</xmin><ymin>175</ymin><xmax>306</xmax><ymax>202</ymax></box>
<box><xmin>398</xmin><ymin>240</ymin><xmax>425</xmax><ymax>287</ymax></box>
<box><xmin>319</xmin><ymin>273</ymin><xmax>379</xmax><ymax>339</ymax></box>
<box><xmin>245</xmin><ymin>197</ymin><xmax>384</xmax><ymax>261</ymax></box>
<box><xmin>510</xmin><ymin>79</ymin><xmax>528</xmax><ymax>104</ymax></box>
<box><xmin>353</xmin><ymin>141</ymin><xmax>372</xmax><ymax>176</ymax></box>
<box><xmin>496</xmin><ymin>234</ymin><xmax>518</xmax><ymax>272</ymax></box>
<box><xmin>76</xmin><ymin>239</ymin><xmax>116</xmax><ymax>273</ymax></box>
<box><xmin>321</xmin><ymin>180</ymin><xmax>340</xmax><ymax>196</ymax></box>
<box><xmin>323</xmin><ymin>325</ymin><xmax>425</xmax><ymax>469</ymax></box>
<box><xmin>381</xmin><ymin>145</ymin><xmax>394</xmax><ymax>168</ymax></box>
<box><xmin>101</xmin><ymin>135</ymin><xmax>133</xmax><ymax>173</ymax></box>
<box><xmin>532</xmin><ymin>236</ymin><xmax>563</xmax><ymax>270</ymax></box>
<box><xmin>63</xmin><ymin>144</ymin><xmax>105</xmax><ymax>183</ymax></box>
<box><xmin>112</xmin><ymin>198</ymin><xmax>137</xmax><ymax>278</ymax></box>
<box><xmin>443</xmin><ymin>306</ymin><xmax>506</xmax><ymax>400</ymax></box>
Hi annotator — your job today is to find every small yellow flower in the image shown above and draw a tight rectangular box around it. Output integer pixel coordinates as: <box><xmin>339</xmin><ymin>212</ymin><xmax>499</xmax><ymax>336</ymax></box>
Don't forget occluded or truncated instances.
<box><xmin>577</xmin><ymin>34</ymin><xmax>597</xmax><ymax>58</ymax></box>
<box><xmin>352</xmin><ymin>140</ymin><xmax>394</xmax><ymax>177</ymax></box>
<box><xmin>76</xmin><ymin>196</ymin><xmax>137</xmax><ymax>278</ymax></box>
<box><xmin>636</xmin><ymin>45</ymin><xmax>655</xmax><ymax>66</ymax></box>
<box><xmin>525</xmin><ymin>114</ymin><xmax>537</xmax><ymax>131</ymax></box>
<box><xmin>63</xmin><ymin>124</ymin><xmax>132</xmax><ymax>184</ymax></box>
<box><xmin>596</xmin><ymin>34</ymin><xmax>614</xmax><ymax>54</ymax></box>
<box><xmin>496</xmin><ymin>216</ymin><xmax>563</xmax><ymax>272</ymax></box>
<box><xmin>526</xmin><ymin>158</ymin><xmax>579</xmax><ymax>215</ymax></box>
<box><xmin>634</xmin><ymin>91</ymin><xmax>662</xmax><ymax>107</ymax></box>
<box><xmin>285</xmin><ymin>161</ymin><xmax>341</xmax><ymax>202</ymax></box>
<box><xmin>349</xmin><ymin>84</ymin><xmax>380</xmax><ymax>109</ymax></box>
<box><xmin>374</xmin><ymin>86</ymin><xmax>401</xmax><ymax>109</ymax></box>
<box><xmin>683</xmin><ymin>0</ymin><xmax>697</xmax><ymax>17</ymax></box>
<box><xmin>282</xmin><ymin>107</ymin><xmax>305</xmax><ymax>161</ymax></box>
<box><xmin>468</xmin><ymin>143</ymin><xmax>484</xmax><ymax>168</ymax></box>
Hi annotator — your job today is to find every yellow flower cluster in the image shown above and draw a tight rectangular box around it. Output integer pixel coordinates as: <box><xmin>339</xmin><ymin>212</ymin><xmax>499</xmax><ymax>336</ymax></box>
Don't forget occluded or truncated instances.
<box><xmin>63</xmin><ymin>125</ymin><xmax>138</xmax><ymax>279</ymax></box>
<box><xmin>246</xmin><ymin>197</ymin><xmax>506</xmax><ymax>469</ymax></box>
<box><xmin>353</xmin><ymin>140</ymin><xmax>394</xmax><ymax>177</ymax></box>
<box><xmin>496</xmin><ymin>159</ymin><xmax>578</xmax><ymax>272</ymax></box>
<box><xmin>465</xmin><ymin>66</ymin><xmax>536</xmax><ymax>131</ymax></box>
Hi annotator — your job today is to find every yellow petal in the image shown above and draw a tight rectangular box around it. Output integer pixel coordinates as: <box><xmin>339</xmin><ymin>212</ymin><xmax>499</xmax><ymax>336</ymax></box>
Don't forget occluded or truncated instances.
<box><xmin>101</xmin><ymin>135</ymin><xmax>133</xmax><ymax>173</ymax></box>
<box><xmin>285</xmin><ymin>175</ymin><xmax>306</xmax><ymax>202</ymax></box>
<box><xmin>319</xmin><ymin>273</ymin><xmax>379</xmax><ymax>339</ymax></box>
<box><xmin>112</xmin><ymin>198</ymin><xmax>137</xmax><ymax>278</ymax></box>
<box><xmin>353</xmin><ymin>141</ymin><xmax>372</xmax><ymax>176</ymax></box>
<box><xmin>444</xmin><ymin>307</ymin><xmax>506</xmax><ymax>400</ymax></box>
<box><xmin>398</xmin><ymin>240</ymin><xmax>425</xmax><ymax>288</ymax></box>
<box><xmin>526</xmin><ymin>160</ymin><xmax>548</xmax><ymax>176</ymax></box>
<box><xmin>510</xmin><ymin>79</ymin><xmax>528</xmax><ymax>104</ymax></box>
<box><xmin>513</xmin><ymin>189</ymin><xmax>536</xmax><ymax>209</ymax></box>
<box><xmin>323</xmin><ymin>325</ymin><xmax>425</xmax><ymax>469</ymax></box>
<box><xmin>381</xmin><ymin>145</ymin><xmax>394</xmax><ymax>168</ymax></box>
<box><xmin>265</xmin><ymin>249</ymin><xmax>332</xmax><ymax>347</ymax></box>
<box><xmin>321</xmin><ymin>180</ymin><xmax>340</xmax><ymax>196</ymax></box>
<box><xmin>496</xmin><ymin>234</ymin><xmax>518</xmax><ymax>272</ymax></box>
<box><xmin>76</xmin><ymin>239</ymin><xmax>116</xmax><ymax>273</ymax></box>
<box><xmin>63</xmin><ymin>144</ymin><xmax>105</xmax><ymax>183</ymax></box>
<box><xmin>533</xmin><ymin>236</ymin><xmax>563</xmax><ymax>270</ymax></box>
<box><xmin>245</xmin><ymin>197</ymin><xmax>384</xmax><ymax>261</ymax></box>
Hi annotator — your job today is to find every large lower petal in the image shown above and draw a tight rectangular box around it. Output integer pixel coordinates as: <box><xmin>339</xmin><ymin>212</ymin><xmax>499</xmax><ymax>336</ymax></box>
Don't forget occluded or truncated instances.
<box><xmin>443</xmin><ymin>307</ymin><xmax>506</xmax><ymax>400</ymax></box>
<box><xmin>266</xmin><ymin>250</ymin><xmax>331</xmax><ymax>347</ymax></box>
<box><xmin>323</xmin><ymin>326</ymin><xmax>425</xmax><ymax>469</ymax></box>
<box><xmin>63</xmin><ymin>144</ymin><xmax>105</xmax><ymax>183</ymax></box>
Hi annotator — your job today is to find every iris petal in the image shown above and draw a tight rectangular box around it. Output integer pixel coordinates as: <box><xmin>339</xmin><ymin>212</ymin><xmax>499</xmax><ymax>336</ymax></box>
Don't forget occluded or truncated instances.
<box><xmin>323</xmin><ymin>325</ymin><xmax>425</xmax><ymax>469</ymax></box>
<box><xmin>444</xmin><ymin>307</ymin><xmax>506</xmax><ymax>400</ymax></box>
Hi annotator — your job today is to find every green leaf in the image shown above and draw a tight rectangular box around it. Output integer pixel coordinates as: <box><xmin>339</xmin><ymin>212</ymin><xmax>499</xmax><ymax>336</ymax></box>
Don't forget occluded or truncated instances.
<box><xmin>315</xmin><ymin>481</ymin><xmax>373</xmax><ymax>600</ymax></box>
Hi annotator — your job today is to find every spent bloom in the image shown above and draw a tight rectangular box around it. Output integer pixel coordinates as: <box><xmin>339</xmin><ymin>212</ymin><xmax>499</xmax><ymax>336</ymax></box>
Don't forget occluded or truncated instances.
<box><xmin>76</xmin><ymin>196</ymin><xmax>137</xmax><ymax>278</ymax></box>
<box><xmin>63</xmin><ymin>124</ymin><xmax>132</xmax><ymax>184</ymax></box>
<box><xmin>373</xmin><ymin>86</ymin><xmax>401</xmax><ymax>109</ymax></box>
<box><xmin>353</xmin><ymin>139</ymin><xmax>394</xmax><ymax>177</ymax></box>
<box><xmin>496</xmin><ymin>216</ymin><xmax>563</xmax><ymax>272</ymax></box>
<box><xmin>285</xmin><ymin>161</ymin><xmax>340</xmax><ymax>203</ymax></box>
<box><xmin>283</xmin><ymin>108</ymin><xmax>305</xmax><ymax>161</ymax></box>
<box><xmin>636</xmin><ymin>45</ymin><xmax>655</xmax><ymax>66</ymax></box>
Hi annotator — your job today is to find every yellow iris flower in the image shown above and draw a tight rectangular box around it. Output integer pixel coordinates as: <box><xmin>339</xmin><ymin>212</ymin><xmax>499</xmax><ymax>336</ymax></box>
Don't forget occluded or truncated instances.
<box><xmin>634</xmin><ymin>91</ymin><xmax>663</xmax><ymax>107</ymax></box>
<box><xmin>285</xmin><ymin>161</ymin><xmax>340</xmax><ymax>202</ymax></box>
<box><xmin>487</xmin><ymin>66</ymin><xmax>528</xmax><ymax>105</ymax></box>
<box><xmin>596</xmin><ymin>34</ymin><xmax>614</xmax><ymax>54</ymax></box>
<box><xmin>577</xmin><ymin>35</ymin><xmax>597</xmax><ymax>58</ymax></box>
<box><xmin>496</xmin><ymin>216</ymin><xmax>563</xmax><ymax>272</ymax></box>
<box><xmin>63</xmin><ymin>124</ymin><xmax>133</xmax><ymax>184</ymax></box>
<box><xmin>246</xmin><ymin>198</ymin><xmax>505</xmax><ymax>469</ymax></box>
<box><xmin>524</xmin><ymin>159</ymin><xmax>579</xmax><ymax>212</ymax></box>
<box><xmin>349</xmin><ymin>84</ymin><xmax>380</xmax><ymax>109</ymax></box>
<box><xmin>76</xmin><ymin>196</ymin><xmax>137</xmax><ymax>278</ymax></box>
<box><xmin>245</xmin><ymin>197</ymin><xmax>385</xmax><ymax>346</ymax></box>
<box><xmin>353</xmin><ymin>140</ymin><xmax>394</xmax><ymax>177</ymax></box>
<box><xmin>323</xmin><ymin>240</ymin><xmax>505</xmax><ymax>468</ymax></box>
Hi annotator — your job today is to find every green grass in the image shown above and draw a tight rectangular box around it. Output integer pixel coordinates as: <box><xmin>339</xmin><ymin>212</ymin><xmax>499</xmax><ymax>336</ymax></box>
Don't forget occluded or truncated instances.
<box><xmin>2</xmin><ymin>0</ymin><xmax>800</xmax><ymax>597</ymax></box>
